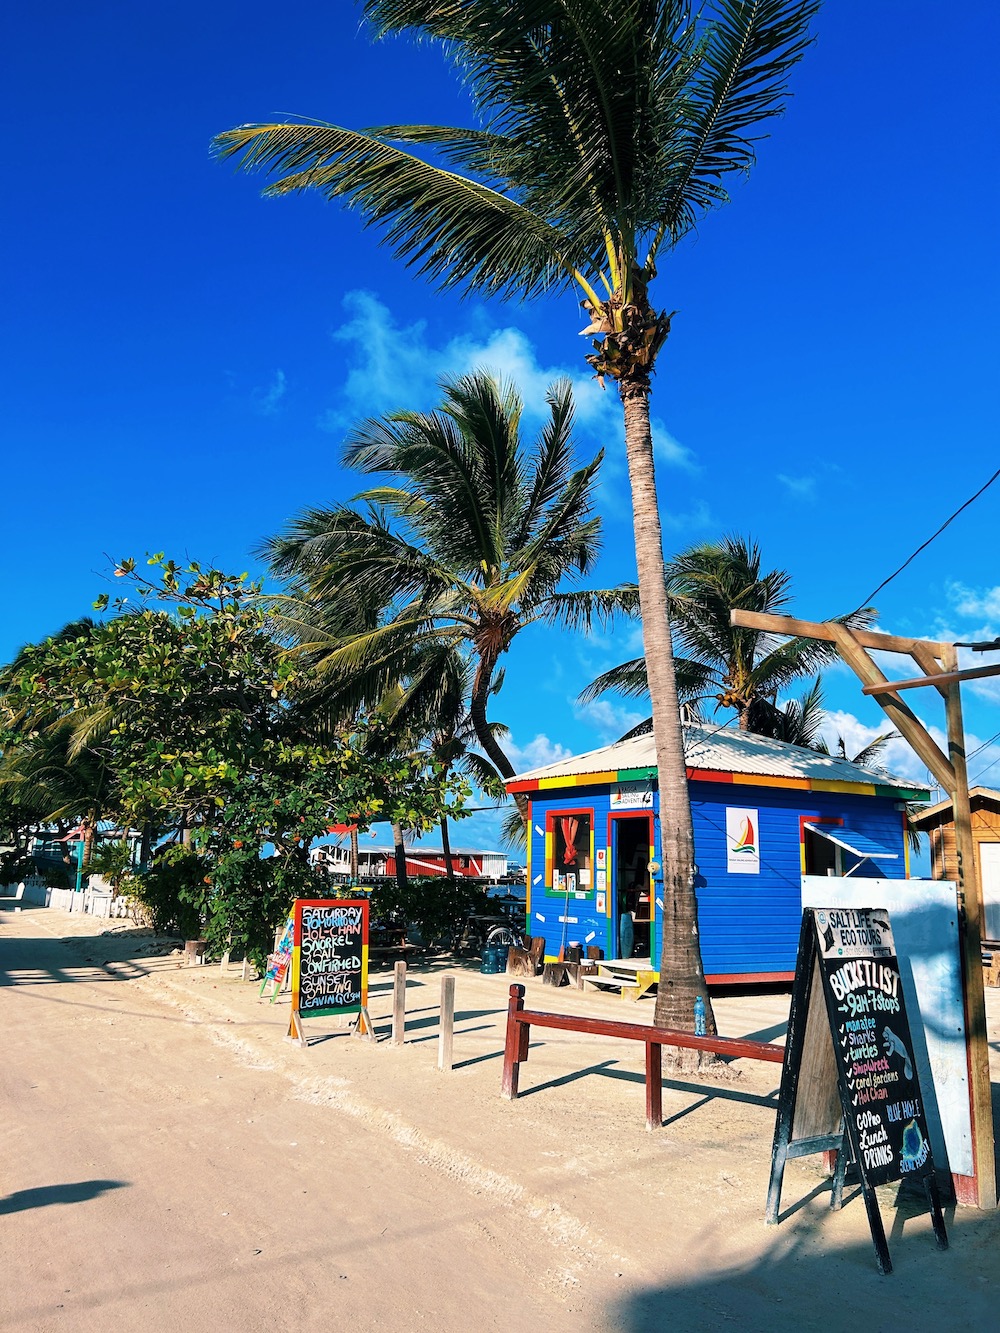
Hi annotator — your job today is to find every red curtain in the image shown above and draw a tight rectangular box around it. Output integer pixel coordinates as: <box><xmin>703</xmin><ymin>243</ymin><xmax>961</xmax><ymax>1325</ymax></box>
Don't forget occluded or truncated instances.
<box><xmin>559</xmin><ymin>817</ymin><xmax>580</xmax><ymax>866</ymax></box>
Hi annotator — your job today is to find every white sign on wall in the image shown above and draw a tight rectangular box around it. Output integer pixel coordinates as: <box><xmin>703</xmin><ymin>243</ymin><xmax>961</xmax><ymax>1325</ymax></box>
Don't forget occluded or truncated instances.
<box><xmin>725</xmin><ymin>807</ymin><xmax>760</xmax><ymax>874</ymax></box>
<box><xmin>610</xmin><ymin>781</ymin><xmax>653</xmax><ymax>809</ymax></box>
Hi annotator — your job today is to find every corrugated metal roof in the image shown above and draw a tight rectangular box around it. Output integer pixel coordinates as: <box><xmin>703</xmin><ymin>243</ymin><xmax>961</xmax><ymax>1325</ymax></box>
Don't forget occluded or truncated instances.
<box><xmin>909</xmin><ymin>786</ymin><xmax>1000</xmax><ymax>825</ymax></box>
<box><xmin>509</xmin><ymin>722</ymin><xmax>924</xmax><ymax>794</ymax></box>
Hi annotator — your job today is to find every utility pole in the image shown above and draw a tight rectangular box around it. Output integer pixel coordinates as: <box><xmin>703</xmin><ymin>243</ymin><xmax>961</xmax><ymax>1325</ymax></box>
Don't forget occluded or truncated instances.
<box><xmin>731</xmin><ymin>610</ymin><xmax>999</xmax><ymax>1211</ymax></box>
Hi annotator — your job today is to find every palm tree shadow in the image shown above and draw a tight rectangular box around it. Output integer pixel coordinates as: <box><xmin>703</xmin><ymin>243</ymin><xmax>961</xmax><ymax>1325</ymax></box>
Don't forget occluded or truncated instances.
<box><xmin>0</xmin><ymin>1179</ymin><xmax>129</xmax><ymax>1215</ymax></box>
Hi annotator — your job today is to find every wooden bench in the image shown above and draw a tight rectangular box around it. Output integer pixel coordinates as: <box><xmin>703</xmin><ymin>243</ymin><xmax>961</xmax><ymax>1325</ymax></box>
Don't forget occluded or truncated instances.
<box><xmin>500</xmin><ymin>983</ymin><xmax>785</xmax><ymax>1130</ymax></box>
<box><xmin>582</xmin><ymin>963</ymin><xmax>658</xmax><ymax>1002</ymax></box>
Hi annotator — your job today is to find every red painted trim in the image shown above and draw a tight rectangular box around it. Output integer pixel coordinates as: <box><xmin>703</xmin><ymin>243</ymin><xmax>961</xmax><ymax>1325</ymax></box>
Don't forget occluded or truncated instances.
<box><xmin>705</xmin><ymin>971</ymin><xmax>795</xmax><ymax>985</ymax></box>
<box><xmin>507</xmin><ymin>779</ymin><xmax>537</xmax><ymax>793</ymax></box>
<box><xmin>545</xmin><ymin>805</ymin><xmax>596</xmax><ymax>886</ymax></box>
<box><xmin>687</xmin><ymin>767</ymin><xmax>735</xmax><ymax>783</ymax></box>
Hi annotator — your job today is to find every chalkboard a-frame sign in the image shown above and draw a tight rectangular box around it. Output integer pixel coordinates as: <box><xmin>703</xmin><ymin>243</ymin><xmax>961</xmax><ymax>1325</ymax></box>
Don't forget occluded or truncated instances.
<box><xmin>768</xmin><ymin>908</ymin><xmax>948</xmax><ymax>1275</ymax></box>
<box><xmin>287</xmin><ymin>898</ymin><xmax>369</xmax><ymax>1045</ymax></box>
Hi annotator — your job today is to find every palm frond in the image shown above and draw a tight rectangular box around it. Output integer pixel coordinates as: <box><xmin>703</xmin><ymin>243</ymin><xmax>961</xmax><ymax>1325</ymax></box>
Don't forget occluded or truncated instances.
<box><xmin>212</xmin><ymin>122</ymin><xmax>583</xmax><ymax>299</ymax></box>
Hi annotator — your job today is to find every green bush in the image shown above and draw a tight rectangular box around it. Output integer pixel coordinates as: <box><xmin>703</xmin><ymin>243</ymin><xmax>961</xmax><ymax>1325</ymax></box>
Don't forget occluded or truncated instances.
<box><xmin>367</xmin><ymin>875</ymin><xmax>489</xmax><ymax>947</ymax></box>
<box><xmin>126</xmin><ymin>853</ymin><xmax>208</xmax><ymax>938</ymax></box>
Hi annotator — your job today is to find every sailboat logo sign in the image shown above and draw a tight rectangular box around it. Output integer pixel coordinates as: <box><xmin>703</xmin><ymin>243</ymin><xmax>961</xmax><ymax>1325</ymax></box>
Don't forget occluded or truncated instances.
<box><xmin>726</xmin><ymin>807</ymin><xmax>761</xmax><ymax>874</ymax></box>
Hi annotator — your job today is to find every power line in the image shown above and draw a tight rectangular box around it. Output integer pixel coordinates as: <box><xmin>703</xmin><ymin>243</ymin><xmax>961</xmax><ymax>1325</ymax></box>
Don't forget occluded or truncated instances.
<box><xmin>852</xmin><ymin>464</ymin><xmax>1000</xmax><ymax>614</ymax></box>
<box><xmin>968</xmin><ymin>727</ymin><xmax>1000</xmax><ymax>764</ymax></box>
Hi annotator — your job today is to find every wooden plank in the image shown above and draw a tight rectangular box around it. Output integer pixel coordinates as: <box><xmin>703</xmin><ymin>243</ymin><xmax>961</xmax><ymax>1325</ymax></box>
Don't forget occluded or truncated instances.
<box><xmin>438</xmin><ymin>974</ymin><xmax>455</xmax><ymax>1073</ymax></box>
<box><xmin>909</xmin><ymin>642</ymin><xmax>950</xmax><ymax>698</ymax></box>
<box><xmin>827</xmin><ymin>624</ymin><xmax>957</xmax><ymax>791</ymax></box>
<box><xmin>943</xmin><ymin>644</ymin><xmax>997</xmax><ymax>1210</ymax></box>
<box><xmin>862</xmin><ymin>662</ymin><xmax>1000</xmax><ymax>694</ymax></box>
<box><xmin>730</xmin><ymin>609</ymin><xmax>951</xmax><ymax>657</ymax></box>
<box><xmin>511</xmin><ymin>1006</ymin><xmax>785</xmax><ymax>1062</ymax></box>
<box><xmin>391</xmin><ymin>959</ymin><xmax>406</xmax><ymax>1046</ymax></box>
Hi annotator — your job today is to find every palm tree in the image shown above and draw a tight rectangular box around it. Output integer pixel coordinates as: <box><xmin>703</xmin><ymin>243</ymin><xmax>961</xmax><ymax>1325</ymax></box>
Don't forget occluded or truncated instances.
<box><xmin>0</xmin><ymin>720</ymin><xmax>118</xmax><ymax>870</ymax></box>
<box><xmin>214</xmin><ymin>0</ymin><xmax>821</xmax><ymax>1043</ymax></box>
<box><xmin>264</xmin><ymin>371</ymin><xmax>627</xmax><ymax>814</ymax></box>
<box><xmin>584</xmin><ymin>536</ymin><xmax>871</xmax><ymax>738</ymax></box>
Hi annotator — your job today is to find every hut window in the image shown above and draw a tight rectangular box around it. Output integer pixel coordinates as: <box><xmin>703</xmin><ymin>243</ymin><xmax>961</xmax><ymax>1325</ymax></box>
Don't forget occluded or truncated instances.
<box><xmin>804</xmin><ymin>826</ymin><xmax>840</xmax><ymax>876</ymax></box>
<box><xmin>554</xmin><ymin>813</ymin><xmax>592</xmax><ymax>885</ymax></box>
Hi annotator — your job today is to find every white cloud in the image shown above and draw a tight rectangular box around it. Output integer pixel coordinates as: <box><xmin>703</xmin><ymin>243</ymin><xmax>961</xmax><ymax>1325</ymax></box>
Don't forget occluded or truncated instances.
<box><xmin>574</xmin><ymin>696</ymin><xmax>645</xmax><ymax>743</ymax></box>
<box><xmin>505</xmin><ymin>732</ymin><xmax>574</xmax><ymax>774</ymax></box>
<box><xmin>777</xmin><ymin>473</ymin><xmax>816</xmax><ymax>501</ymax></box>
<box><xmin>252</xmin><ymin>369</ymin><xmax>287</xmax><ymax>416</ymax></box>
<box><xmin>318</xmin><ymin>291</ymin><xmax>698</xmax><ymax>481</ymax></box>
<box><xmin>947</xmin><ymin>582</ymin><xmax>1000</xmax><ymax>622</ymax></box>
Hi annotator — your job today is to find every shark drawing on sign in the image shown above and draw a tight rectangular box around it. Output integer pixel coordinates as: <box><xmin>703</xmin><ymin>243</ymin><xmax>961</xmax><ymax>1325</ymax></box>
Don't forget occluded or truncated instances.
<box><xmin>883</xmin><ymin>1027</ymin><xmax>913</xmax><ymax>1080</ymax></box>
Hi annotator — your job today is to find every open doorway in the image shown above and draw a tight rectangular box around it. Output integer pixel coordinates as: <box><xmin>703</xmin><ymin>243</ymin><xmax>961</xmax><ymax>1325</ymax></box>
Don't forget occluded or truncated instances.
<box><xmin>613</xmin><ymin>815</ymin><xmax>652</xmax><ymax>959</ymax></box>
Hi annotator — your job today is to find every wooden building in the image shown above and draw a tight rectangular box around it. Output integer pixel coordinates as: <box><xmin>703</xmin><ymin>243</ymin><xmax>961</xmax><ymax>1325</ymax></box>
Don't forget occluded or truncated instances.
<box><xmin>507</xmin><ymin>724</ymin><xmax>929</xmax><ymax>981</ymax></box>
<box><xmin>910</xmin><ymin>787</ymin><xmax>1000</xmax><ymax>942</ymax></box>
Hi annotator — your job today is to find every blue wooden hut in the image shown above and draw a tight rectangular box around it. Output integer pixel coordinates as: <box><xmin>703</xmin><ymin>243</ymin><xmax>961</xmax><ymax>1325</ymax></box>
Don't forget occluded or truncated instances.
<box><xmin>507</xmin><ymin>725</ymin><xmax>929</xmax><ymax>982</ymax></box>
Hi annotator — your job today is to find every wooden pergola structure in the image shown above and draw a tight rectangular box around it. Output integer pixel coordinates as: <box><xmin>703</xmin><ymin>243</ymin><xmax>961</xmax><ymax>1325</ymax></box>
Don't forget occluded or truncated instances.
<box><xmin>731</xmin><ymin>611</ymin><xmax>1000</xmax><ymax>1210</ymax></box>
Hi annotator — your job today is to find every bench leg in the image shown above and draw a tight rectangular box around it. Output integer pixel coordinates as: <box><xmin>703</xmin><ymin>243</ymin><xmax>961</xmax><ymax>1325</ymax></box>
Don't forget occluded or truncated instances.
<box><xmin>645</xmin><ymin>1042</ymin><xmax>662</xmax><ymax>1130</ymax></box>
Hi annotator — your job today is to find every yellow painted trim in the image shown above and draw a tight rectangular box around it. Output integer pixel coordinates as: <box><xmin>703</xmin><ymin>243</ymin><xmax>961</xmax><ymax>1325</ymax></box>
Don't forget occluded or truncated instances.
<box><xmin>539</xmin><ymin>775</ymin><xmax>571</xmax><ymax>789</ymax></box>
<box><xmin>811</xmin><ymin>779</ymin><xmax>877</xmax><ymax>796</ymax></box>
<box><xmin>730</xmin><ymin>773</ymin><xmax>811</xmax><ymax>790</ymax></box>
<box><xmin>545</xmin><ymin>829</ymin><xmax>553</xmax><ymax>890</ymax></box>
<box><xmin>799</xmin><ymin>833</ymin><xmax>808</xmax><ymax>875</ymax></box>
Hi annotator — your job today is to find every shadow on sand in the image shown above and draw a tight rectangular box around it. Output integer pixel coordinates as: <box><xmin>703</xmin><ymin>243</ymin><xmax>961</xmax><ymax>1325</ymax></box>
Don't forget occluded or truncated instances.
<box><xmin>0</xmin><ymin>1180</ymin><xmax>129</xmax><ymax>1216</ymax></box>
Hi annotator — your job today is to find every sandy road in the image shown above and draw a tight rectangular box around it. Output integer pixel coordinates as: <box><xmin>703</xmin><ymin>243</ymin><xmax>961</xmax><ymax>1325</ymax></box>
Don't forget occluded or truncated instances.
<box><xmin>0</xmin><ymin>907</ymin><xmax>606</xmax><ymax>1333</ymax></box>
<box><xmin>4</xmin><ymin>901</ymin><xmax>1000</xmax><ymax>1333</ymax></box>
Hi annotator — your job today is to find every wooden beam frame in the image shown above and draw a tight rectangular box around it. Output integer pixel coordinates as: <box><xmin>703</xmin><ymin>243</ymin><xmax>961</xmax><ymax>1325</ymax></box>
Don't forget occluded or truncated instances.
<box><xmin>863</xmin><ymin>663</ymin><xmax>1000</xmax><ymax>695</ymax></box>
<box><xmin>730</xmin><ymin>608</ymin><xmax>996</xmax><ymax>1211</ymax></box>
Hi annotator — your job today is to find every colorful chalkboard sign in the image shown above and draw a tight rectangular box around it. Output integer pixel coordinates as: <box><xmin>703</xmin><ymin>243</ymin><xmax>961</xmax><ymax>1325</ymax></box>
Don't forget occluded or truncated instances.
<box><xmin>768</xmin><ymin>908</ymin><xmax>948</xmax><ymax>1275</ymax></box>
<box><xmin>287</xmin><ymin>898</ymin><xmax>369</xmax><ymax>1044</ymax></box>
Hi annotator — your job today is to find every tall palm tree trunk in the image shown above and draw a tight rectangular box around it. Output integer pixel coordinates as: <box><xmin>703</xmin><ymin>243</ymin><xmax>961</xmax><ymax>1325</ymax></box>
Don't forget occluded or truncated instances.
<box><xmin>440</xmin><ymin>813</ymin><xmax>455</xmax><ymax>879</ymax></box>
<box><xmin>470</xmin><ymin>660</ymin><xmax>528</xmax><ymax>821</ymax></box>
<box><xmin>391</xmin><ymin>821</ymin><xmax>408</xmax><ymax>895</ymax></box>
<box><xmin>620</xmin><ymin>383</ymin><xmax>717</xmax><ymax>1057</ymax></box>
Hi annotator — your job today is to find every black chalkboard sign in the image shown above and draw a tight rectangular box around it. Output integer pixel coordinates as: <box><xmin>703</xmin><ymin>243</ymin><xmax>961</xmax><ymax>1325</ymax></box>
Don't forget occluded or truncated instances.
<box><xmin>768</xmin><ymin>908</ymin><xmax>948</xmax><ymax>1275</ymax></box>
<box><xmin>289</xmin><ymin>899</ymin><xmax>369</xmax><ymax>1034</ymax></box>
<box><xmin>816</xmin><ymin>909</ymin><xmax>932</xmax><ymax>1187</ymax></box>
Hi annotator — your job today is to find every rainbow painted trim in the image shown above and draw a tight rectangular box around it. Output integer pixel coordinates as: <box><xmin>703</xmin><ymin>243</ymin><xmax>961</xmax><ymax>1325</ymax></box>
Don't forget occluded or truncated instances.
<box><xmin>507</xmin><ymin>766</ymin><xmax>929</xmax><ymax>803</ymax></box>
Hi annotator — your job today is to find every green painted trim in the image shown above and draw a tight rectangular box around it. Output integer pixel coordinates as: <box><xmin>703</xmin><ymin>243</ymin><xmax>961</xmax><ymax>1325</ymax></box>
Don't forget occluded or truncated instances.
<box><xmin>875</xmin><ymin>784</ymin><xmax>931</xmax><ymax>801</ymax></box>
<box><xmin>616</xmin><ymin>767</ymin><xmax>657</xmax><ymax>781</ymax></box>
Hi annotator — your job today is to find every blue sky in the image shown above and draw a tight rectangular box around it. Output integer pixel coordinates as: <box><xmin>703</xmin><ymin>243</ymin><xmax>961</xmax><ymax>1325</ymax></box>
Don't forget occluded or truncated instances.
<box><xmin>3</xmin><ymin>1</ymin><xmax>999</xmax><ymax>858</ymax></box>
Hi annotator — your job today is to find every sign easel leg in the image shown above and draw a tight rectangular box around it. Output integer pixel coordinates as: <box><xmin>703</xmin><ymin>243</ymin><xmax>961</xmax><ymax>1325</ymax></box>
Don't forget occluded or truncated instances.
<box><xmin>861</xmin><ymin>1183</ymin><xmax>892</xmax><ymax>1275</ymax></box>
<box><xmin>286</xmin><ymin>1007</ymin><xmax>307</xmax><ymax>1048</ymax></box>
<box><xmin>354</xmin><ymin>1006</ymin><xmax>376</xmax><ymax>1041</ymax></box>
<box><xmin>924</xmin><ymin>1175</ymin><xmax>949</xmax><ymax>1250</ymax></box>
<box><xmin>830</xmin><ymin>1138</ymin><xmax>849</xmax><ymax>1212</ymax></box>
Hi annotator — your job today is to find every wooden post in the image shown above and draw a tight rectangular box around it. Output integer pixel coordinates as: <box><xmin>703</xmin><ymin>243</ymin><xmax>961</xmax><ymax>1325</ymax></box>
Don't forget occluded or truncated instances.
<box><xmin>438</xmin><ymin>974</ymin><xmax>455</xmax><ymax>1072</ymax></box>
<box><xmin>391</xmin><ymin>960</ymin><xmax>406</xmax><ymax>1046</ymax></box>
<box><xmin>645</xmin><ymin>1041</ymin><xmax>662</xmax><ymax>1131</ymax></box>
<box><xmin>501</xmin><ymin>984</ymin><xmax>527</xmax><ymax>1099</ymax></box>
<box><xmin>943</xmin><ymin>643</ymin><xmax>997</xmax><ymax>1209</ymax></box>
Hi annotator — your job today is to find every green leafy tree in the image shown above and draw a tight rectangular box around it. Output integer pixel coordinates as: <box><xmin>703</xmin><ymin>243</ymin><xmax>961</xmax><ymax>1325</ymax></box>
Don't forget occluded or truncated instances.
<box><xmin>215</xmin><ymin>0</ymin><xmax>820</xmax><ymax>1046</ymax></box>
<box><xmin>0</xmin><ymin>557</ymin><xmax>469</xmax><ymax>964</ymax></box>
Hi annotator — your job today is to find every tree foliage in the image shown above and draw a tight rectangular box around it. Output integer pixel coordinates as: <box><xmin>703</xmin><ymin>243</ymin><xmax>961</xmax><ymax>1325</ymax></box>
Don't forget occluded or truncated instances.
<box><xmin>0</xmin><ymin>556</ymin><xmax>469</xmax><ymax>964</ymax></box>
